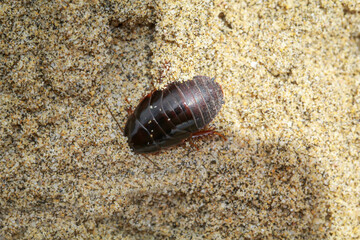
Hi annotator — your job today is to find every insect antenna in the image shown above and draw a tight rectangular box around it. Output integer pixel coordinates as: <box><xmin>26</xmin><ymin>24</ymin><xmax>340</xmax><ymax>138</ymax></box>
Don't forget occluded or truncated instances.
<box><xmin>103</xmin><ymin>99</ymin><xmax>123</xmax><ymax>132</ymax></box>
<box><xmin>142</xmin><ymin>155</ymin><xmax>162</xmax><ymax>170</ymax></box>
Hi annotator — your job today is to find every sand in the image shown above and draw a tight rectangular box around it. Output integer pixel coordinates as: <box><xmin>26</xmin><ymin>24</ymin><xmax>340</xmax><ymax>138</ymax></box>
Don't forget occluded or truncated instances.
<box><xmin>1</xmin><ymin>0</ymin><xmax>359</xmax><ymax>239</ymax></box>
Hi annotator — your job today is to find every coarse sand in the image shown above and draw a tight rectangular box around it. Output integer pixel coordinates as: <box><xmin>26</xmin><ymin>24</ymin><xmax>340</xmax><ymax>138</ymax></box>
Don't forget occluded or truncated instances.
<box><xmin>1</xmin><ymin>1</ymin><xmax>359</xmax><ymax>239</ymax></box>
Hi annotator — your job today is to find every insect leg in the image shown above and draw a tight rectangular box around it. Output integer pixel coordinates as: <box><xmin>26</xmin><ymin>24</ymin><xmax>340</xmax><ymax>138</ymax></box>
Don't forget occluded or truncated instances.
<box><xmin>191</xmin><ymin>127</ymin><xmax>227</xmax><ymax>141</ymax></box>
<box><xmin>124</xmin><ymin>97</ymin><xmax>133</xmax><ymax>115</ymax></box>
<box><xmin>152</xmin><ymin>60</ymin><xmax>171</xmax><ymax>88</ymax></box>
<box><xmin>188</xmin><ymin>138</ymin><xmax>200</xmax><ymax>151</ymax></box>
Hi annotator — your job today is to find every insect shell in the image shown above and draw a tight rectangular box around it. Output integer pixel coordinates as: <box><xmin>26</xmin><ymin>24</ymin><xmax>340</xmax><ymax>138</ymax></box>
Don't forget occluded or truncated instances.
<box><xmin>124</xmin><ymin>76</ymin><xmax>224</xmax><ymax>153</ymax></box>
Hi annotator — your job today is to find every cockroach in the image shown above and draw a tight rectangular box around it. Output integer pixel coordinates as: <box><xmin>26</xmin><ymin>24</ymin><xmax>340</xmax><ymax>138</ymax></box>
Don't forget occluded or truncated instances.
<box><xmin>123</xmin><ymin>75</ymin><xmax>225</xmax><ymax>153</ymax></box>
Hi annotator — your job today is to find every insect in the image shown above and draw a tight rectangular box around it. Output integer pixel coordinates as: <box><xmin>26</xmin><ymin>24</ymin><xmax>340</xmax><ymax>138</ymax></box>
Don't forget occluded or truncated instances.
<box><xmin>124</xmin><ymin>76</ymin><xmax>225</xmax><ymax>153</ymax></box>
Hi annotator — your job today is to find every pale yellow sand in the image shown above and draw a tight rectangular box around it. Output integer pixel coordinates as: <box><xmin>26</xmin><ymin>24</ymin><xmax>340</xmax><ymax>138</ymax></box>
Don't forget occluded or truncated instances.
<box><xmin>1</xmin><ymin>1</ymin><xmax>359</xmax><ymax>239</ymax></box>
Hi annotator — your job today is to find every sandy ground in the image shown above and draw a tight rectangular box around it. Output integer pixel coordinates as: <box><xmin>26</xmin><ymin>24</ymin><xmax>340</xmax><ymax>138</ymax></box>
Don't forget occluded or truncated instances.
<box><xmin>1</xmin><ymin>0</ymin><xmax>359</xmax><ymax>239</ymax></box>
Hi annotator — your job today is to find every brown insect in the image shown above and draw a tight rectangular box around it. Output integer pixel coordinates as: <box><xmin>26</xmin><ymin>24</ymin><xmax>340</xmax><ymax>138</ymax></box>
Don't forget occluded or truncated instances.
<box><xmin>123</xmin><ymin>76</ymin><xmax>225</xmax><ymax>153</ymax></box>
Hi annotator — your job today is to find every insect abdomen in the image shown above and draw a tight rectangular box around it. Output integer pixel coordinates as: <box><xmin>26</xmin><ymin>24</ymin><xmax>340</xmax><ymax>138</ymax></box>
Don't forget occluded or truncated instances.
<box><xmin>124</xmin><ymin>76</ymin><xmax>224</xmax><ymax>153</ymax></box>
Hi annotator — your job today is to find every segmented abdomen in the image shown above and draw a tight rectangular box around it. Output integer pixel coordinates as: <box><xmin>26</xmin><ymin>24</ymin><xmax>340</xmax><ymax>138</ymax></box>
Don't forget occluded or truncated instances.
<box><xmin>124</xmin><ymin>76</ymin><xmax>224</xmax><ymax>153</ymax></box>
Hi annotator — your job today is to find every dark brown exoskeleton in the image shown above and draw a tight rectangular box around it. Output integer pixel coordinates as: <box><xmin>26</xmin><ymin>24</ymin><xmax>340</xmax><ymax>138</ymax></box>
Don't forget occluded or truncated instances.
<box><xmin>124</xmin><ymin>76</ymin><xmax>224</xmax><ymax>153</ymax></box>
